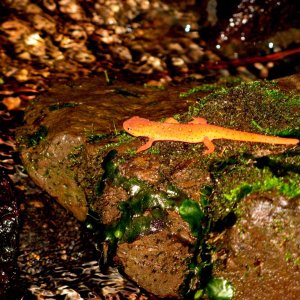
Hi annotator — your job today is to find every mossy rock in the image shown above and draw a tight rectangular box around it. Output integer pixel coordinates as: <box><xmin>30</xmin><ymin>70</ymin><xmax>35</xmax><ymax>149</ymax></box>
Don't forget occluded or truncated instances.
<box><xmin>16</xmin><ymin>75</ymin><xmax>300</xmax><ymax>299</ymax></box>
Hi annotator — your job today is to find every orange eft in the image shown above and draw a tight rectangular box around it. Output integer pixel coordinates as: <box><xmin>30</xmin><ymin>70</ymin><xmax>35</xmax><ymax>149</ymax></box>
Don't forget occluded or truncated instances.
<box><xmin>123</xmin><ymin>116</ymin><xmax>299</xmax><ymax>154</ymax></box>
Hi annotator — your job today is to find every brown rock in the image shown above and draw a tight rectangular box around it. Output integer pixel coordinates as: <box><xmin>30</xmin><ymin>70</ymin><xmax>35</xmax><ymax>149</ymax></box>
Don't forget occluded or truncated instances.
<box><xmin>211</xmin><ymin>192</ymin><xmax>300</xmax><ymax>300</ymax></box>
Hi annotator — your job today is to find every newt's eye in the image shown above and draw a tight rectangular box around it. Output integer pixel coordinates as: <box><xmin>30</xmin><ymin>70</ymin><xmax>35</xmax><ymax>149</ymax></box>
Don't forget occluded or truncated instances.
<box><xmin>127</xmin><ymin>127</ymin><xmax>132</xmax><ymax>131</ymax></box>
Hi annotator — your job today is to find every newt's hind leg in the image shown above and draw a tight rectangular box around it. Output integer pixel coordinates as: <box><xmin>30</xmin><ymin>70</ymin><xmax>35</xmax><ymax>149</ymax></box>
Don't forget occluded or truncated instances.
<box><xmin>203</xmin><ymin>136</ymin><xmax>215</xmax><ymax>154</ymax></box>
<box><xmin>188</xmin><ymin>117</ymin><xmax>207</xmax><ymax>125</ymax></box>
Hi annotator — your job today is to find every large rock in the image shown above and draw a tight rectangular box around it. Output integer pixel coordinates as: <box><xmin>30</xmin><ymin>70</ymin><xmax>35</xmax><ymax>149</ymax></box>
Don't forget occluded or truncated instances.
<box><xmin>16</xmin><ymin>75</ymin><xmax>300</xmax><ymax>298</ymax></box>
<box><xmin>16</xmin><ymin>77</ymin><xmax>192</xmax><ymax>221</ymax></box>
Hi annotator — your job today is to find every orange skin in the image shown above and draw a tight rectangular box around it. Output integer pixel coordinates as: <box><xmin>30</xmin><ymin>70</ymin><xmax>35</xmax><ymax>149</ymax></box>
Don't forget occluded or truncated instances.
<box><xmin>123</xmin><ymin>116</ymin><xmax>299</xmax><ymax>154</ymax></box>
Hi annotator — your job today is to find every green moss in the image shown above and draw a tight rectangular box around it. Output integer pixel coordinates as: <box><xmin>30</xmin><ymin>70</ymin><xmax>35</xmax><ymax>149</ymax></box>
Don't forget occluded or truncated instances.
<box><xmin>187</xmin><ymin>98</ymin><xmax>207</xmax><ymax>118</ymax></box>
<box><xmin>85</xmin><ymin>128</ymin><xmax>131</xmax><ymax>144</ymax></box>
<box><xmin>125</xmin><ymin>147</ymin><xmax>137</xmax><ymax>155</ymax></box>
<box><xmin>146</xmin><ymin>145</ymin><xmax>161</xmax><ymax>154</ymax></box>
<box><xmin>263</xmin><ymin>88</ymin><xmax>287</xmax><ymax>101</ymax></box>
<box><xmin>101</xmin><ymin>131</ymin><xmax>135</xmax><ymax>150</ymax></box>
<box><xmin>241</xmin><ymin>80</ymin><xmax>300</xmax><ymax>112</ymax></box>
<box><xmin>180</xmin><ymin>84</ymin><xmax>225</xmax><ymax>98</ymax></box>
<box><xmin>48</xmin><ymin>102</ymin><xmax>78</xmax><ymax>111</ymax></box>
<box><xmin>208</xmin><ymin>150</ymin><xmax>300</xmax><ymax>223</ymax></box>
<box><xmin>24</xmin><ymin>125</ymin><xmax>48</xmax><ymax>147</ymax></box>
<box><xmin>224</xmin><ymin>169</ymin><xmax>300</xmax><ymax>203</ymax></box>
<box><xmin>223</xmin><ymin>183</ymin><xmax>253</xmax><ymax>203</ymax></box>
<box><xmin>284</xmin><ymin>252</ymin><xmax>300</xmax><ymax>266</ymax></box>
<box><xmin>251</xmin><ymin>120</ymin><xmax>300</xmax><ymax>138</ymax></box>
<box><xmin>180</xmin><ymin>77</ymin><xmax>242</xmax><ymax>98</ymax></box>
<box><xmin>186</xmin><ymin>80</ymin><xmax>299</xmax><ymax>132</ymax></box>
<box><xmin>67</xmin><ymin>145</ymin><xmax>84</xmax><ymax>166</ymax></box>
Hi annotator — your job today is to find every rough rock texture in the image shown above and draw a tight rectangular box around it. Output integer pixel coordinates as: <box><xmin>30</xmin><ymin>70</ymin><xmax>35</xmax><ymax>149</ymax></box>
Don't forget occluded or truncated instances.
<box><xmin>16</xmin><ymin>74</ymin><xmax>300</xmax><ymax>298</ymax></box>
<box><xmin>116</xmin><ymin>225</ymin><xmax>193</xmax><ymax>298</ymax></box>
<box><xmin>210</xmin><ymin>192</ymin><xmax>300</xmax><ymax>299</ymax></box>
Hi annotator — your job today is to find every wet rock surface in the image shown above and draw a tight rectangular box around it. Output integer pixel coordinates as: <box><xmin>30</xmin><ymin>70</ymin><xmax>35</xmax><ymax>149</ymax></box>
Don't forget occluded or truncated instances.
<box><xmin>16</xmin><ymin>74</ymin><xmax>300</xmax><ymax>298</ymax></box>
<box><xmin>210</xmin><ymin>192</ymin><xmax>300</xmax><ymax>299</ymax></box>
<box><xmin>16</xmin><ymin>76</ymin><xmax>194</xmax><ymax>221</ymax></box>
<box><xmin>116</xmin><ymin>228</ymin><xmax>193</xmax><ymax>298</ymax></box>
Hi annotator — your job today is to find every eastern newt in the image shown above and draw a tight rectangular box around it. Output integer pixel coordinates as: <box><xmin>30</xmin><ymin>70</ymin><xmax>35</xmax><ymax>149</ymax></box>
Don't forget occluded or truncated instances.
<box><xmin>123</xmin><ymin>116</ymin><xmax>299</xmax><ymax>154</ymax></box>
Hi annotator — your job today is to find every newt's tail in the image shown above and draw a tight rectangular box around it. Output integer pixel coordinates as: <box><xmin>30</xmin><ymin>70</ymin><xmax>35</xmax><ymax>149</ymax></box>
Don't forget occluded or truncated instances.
<box><xmin>214</xmin><ymin>128</ymin><xmax>299</xmax><ymax>145</ymax></box>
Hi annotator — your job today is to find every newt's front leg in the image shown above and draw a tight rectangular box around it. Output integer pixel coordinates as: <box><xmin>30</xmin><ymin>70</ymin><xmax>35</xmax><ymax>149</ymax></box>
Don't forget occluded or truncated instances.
<box><xmin>136</xmin><ymin>138</ymin><xmax>155</xmax><ymax>152</ymax></box>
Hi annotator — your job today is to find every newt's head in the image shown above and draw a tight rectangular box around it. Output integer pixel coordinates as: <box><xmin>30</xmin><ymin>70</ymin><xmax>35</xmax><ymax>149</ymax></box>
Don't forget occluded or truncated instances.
<box><xmin>123</xmin><ymin>116</ymin><xmax>151</xmax><ymax>137</ymax></box>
